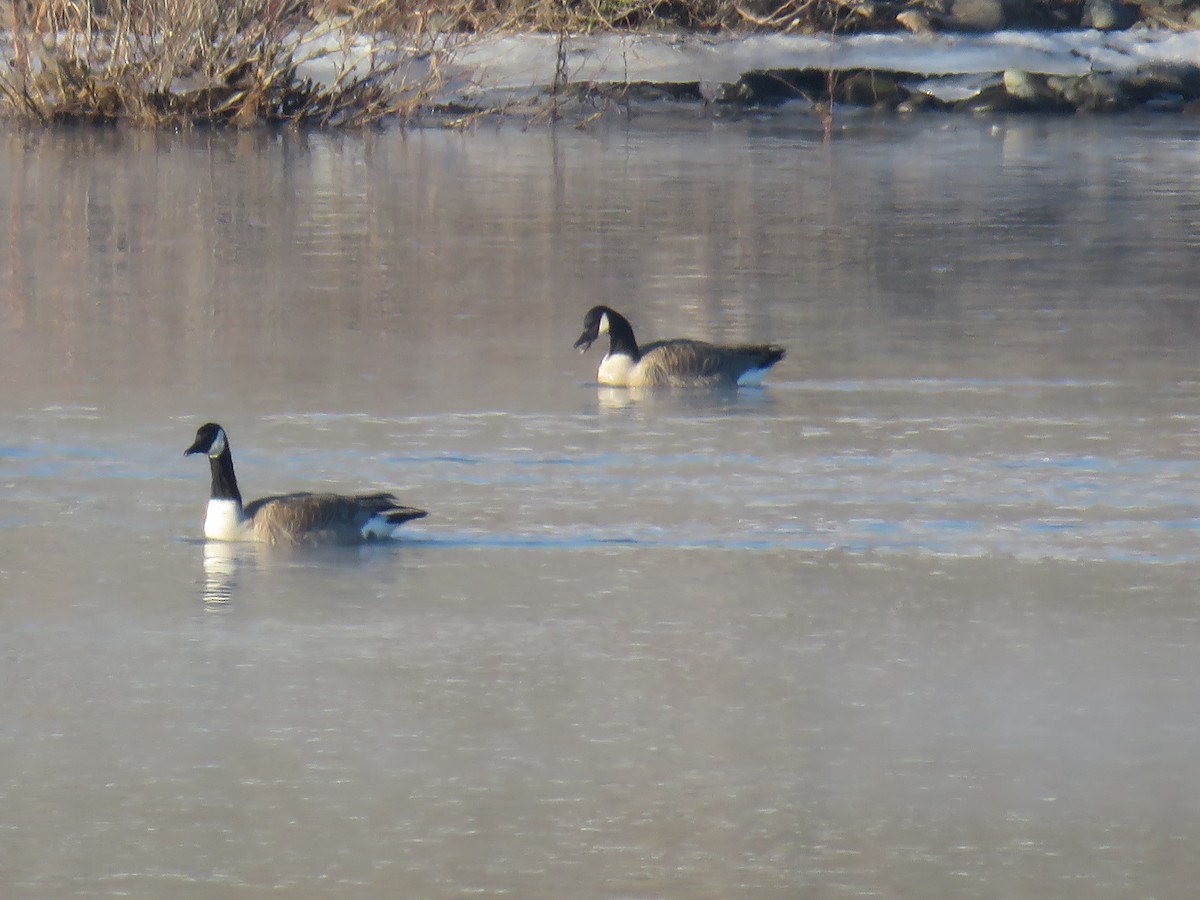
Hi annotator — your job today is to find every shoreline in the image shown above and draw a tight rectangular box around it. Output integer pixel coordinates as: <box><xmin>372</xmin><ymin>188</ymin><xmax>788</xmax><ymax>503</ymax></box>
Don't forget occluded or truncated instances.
<box><xmin>3</xmin><ymin>18</ymin><xmax>1200</xmax><ymax>126</ymax></box>
<box><xmin>426</xmin><ymin>29</ymin><xmax>1200</xmax><ymax>122</ymax></box>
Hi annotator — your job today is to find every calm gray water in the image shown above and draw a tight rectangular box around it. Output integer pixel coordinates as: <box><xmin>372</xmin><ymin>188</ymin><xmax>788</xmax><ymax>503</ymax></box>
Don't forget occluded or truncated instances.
<box><xmin>3</xmin><ymin>117</ymin><xmax>1200</xmax><ymax>898</ymax></box>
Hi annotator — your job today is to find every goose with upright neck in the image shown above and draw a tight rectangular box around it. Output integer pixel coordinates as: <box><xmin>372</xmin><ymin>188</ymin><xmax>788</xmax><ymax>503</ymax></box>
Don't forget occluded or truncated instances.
<box><xmin>184</xmin><ymin>423</ymin><xmax>427</xmax><ymax>545</ymax></box>
<box><xmin>573</xmin><ymin>306</ymin><xmax>786</xmax><ymax>388</ymax></box>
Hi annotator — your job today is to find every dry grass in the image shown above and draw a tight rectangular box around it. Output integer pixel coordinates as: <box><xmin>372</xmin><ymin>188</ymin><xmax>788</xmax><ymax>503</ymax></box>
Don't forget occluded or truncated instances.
<box><xmin>0</xmin><ymin>0</ymin><xmax>440</xmax><ymax>125</ymax></box>
<box><xmin>401</xmin><ymin>0</ymin><xmax>927</xmax><ymax>33</ymax></box>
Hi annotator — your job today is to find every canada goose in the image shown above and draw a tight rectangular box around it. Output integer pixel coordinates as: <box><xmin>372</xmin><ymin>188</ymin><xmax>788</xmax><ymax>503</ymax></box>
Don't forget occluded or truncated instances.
<box><xmin>184</xmin><ymin>422</ymin><xmax>427</xmax><ymax>545</ymax></box>
<box><xmin>573</xmin><ymin>305</ymin><xmax>786</xmax><ymax>388</ymax></box>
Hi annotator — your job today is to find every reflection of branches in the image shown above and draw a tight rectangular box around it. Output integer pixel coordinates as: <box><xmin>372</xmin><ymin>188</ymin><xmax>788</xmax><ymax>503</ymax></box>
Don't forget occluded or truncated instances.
<box><xmin>822</xmin><ymin>69</ymin><xmax>835</xmax><ymax>141</ymax></box>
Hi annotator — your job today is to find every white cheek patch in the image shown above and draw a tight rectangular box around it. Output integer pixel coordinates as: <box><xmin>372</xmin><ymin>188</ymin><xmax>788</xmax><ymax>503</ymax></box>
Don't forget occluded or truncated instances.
<box><xmin>209</xmin><ymin>429</ymin><xmax>227</xmax><ymax>458</ymax></box>
<box><xmin>598</xmin><ymin>311</ymin><xmax>610</xmax><ymax>335</ymax></box>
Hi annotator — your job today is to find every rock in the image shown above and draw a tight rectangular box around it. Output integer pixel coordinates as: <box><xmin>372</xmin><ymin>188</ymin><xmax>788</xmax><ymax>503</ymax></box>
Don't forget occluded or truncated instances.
<box><xmin>947</xmin><ymin>0</ymin><xmax>1006</xmax><ymax>30</ymax></box>
<box><xmin>896</xmin><ymin>92</ymin><xmax>948</xmax><ymax>113</ymax></box>
<box><xmin>945</xmin><ymin>0</ymin><xmax>1050</xmax><ymax>30</ymax></box>
<box><xmin>1000</xmin><ymin>70</ymin><xmax>1132</xmax><ymax>113</ymax></box>
<box><xmin>1119</xmin><ymin>67</ymin><xmax>1181</xmax><ymax>107</ymax></box>
<box><xmin>624</xmin><ymin>83</ymin><xmax>704</xmax><ymax>103</ymax></box>
<box><xmin>734</xmin><ymin>70</ymin><xmax>829</xmax><ymax>107</ymax></box>
<box><xmin>837</xmin><ymin>71</ymin><xmax>906</xmax><ymax>108</ymax></box>
<box><xmin>1003</xmin><ymin>69</ymin><xmax>1052</xmax><ymax>102</ymax></box>
<box><xmin>1175</xmin><ymin>64</ymin><xmax>1200</xmax><ymax>100</ymax></box>
<box><xmin>1121</xmin><ymin>64</ymin><xmax>1200</xmax><ymax>106</ymax></box>
<box><xmin>1001</xmin><ymin>70</ymin><xmax>1079</xmax><ymax>110</ymax></box>
<box><xmin>1048</xmin><ymin>73</ymin><xmax>1130</xmax><ymax>112</ymax></box>
<box><xmin>958</xmin><ymin>83</ymin><xmax>1030</xmax><ymax>113</ymax></box>
<box><xmin>1080</xmin><ymin>0</ymin><xmax>1137</xmax><ymax>30</ymax></box>
<box><xmin>896</xmin><ymin>9</ymin><xmax>936</xmax><ymax>32</ymax></box>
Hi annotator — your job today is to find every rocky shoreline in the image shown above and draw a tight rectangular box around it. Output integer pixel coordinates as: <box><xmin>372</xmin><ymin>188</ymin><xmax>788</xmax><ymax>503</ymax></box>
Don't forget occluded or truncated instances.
<box><xmin>762</xmin><ymin>0</ymin><xmax>1200</xmax><ymax>35</ymax></box>
<box><xmin>2</xmin><ymin>2</ymin><xmax>1199</xmax><ymax>126</ymax></box>
<box><xmin>426</xmin><ymin>27</ymin><xmax>1200</xmax><ymax>122</ymax></box>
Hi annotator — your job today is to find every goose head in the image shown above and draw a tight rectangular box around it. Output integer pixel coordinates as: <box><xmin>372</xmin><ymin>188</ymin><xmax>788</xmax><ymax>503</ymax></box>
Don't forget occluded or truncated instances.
<box><xmin>574</xmin><ymin>305</ymin><xmax>614</xmax><ymax>353</ymax></box>
<box><xmin>185</xmin><ymin>422</ymin><xmax>228</xmax><ymax>458</ymax></box>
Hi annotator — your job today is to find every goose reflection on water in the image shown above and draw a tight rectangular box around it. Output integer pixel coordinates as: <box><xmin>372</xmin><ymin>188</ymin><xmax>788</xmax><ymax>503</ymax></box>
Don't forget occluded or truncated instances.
<box><xmin>202</xmin><ymin>540</ymin><xmax>240</xmax><ymax>604</ymax></box>
<box><xmin>594</xmin><ymin>384</ymin><xmax>779</xmax><ymax>415</ymax></box>
<box><xmin>197</xmin><ymin>536</ymin><xmax>419</xmax><ymax>605</ymax></box>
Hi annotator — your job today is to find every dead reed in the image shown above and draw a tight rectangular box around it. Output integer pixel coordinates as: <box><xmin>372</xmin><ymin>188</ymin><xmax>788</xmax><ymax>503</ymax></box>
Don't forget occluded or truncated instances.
<box><xmin>0</xmin><ymin>0</ymin><xmax>443</xmax><ymax>126</ymax></box>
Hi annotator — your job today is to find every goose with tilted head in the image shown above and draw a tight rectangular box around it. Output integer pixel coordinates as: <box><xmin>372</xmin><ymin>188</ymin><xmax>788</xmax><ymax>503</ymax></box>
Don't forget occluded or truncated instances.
<box><xmin>184</xmin><ymin>423</ymin><xmax>427</xmax><ymax>545</ymax></box>
<box><xmin>574</xmin><ymin>306</ymin><xmax>786</xmax><ymax>388</ymax></box>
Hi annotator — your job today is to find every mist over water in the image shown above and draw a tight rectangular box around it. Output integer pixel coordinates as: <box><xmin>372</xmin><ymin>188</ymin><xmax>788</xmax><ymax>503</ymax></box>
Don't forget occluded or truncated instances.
<box><xmin>3</xmin><ymin>118</ymin><xmax>1200</xmax><ymax>898</ymax></box>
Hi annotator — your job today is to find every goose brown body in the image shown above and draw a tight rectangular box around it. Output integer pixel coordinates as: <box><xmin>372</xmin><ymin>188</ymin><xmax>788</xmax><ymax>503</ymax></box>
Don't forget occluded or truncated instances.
<box><xmin>185</xmin><ymin>423</ymin><xmax>426</xmax><ymax>545</ymax></box>
<box><xmin>242</xmin><ymin>492</ymin><xmax>427</xmax><ymax>545</ymax></box>
<box><xmin>574</xmin><ymin>306</ymin><xmax>785</xmax><ymax>388</ymax></box>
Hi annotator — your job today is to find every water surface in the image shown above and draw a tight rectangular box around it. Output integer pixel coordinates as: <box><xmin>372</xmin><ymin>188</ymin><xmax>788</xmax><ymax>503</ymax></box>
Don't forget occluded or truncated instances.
<box><xmin>3</xmin><ymin>117</ymin><xmax>1200</xmax><ymax>898</ymax></box>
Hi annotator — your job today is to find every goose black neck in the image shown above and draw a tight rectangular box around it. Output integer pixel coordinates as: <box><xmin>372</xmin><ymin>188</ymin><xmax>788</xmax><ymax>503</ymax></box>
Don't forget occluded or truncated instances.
<box><xmin>606</xmin><ymin>310</ymin><xmax>641</xmax><ymax>360</ymax></box>
<box><xmin>209</xmin><ymin>448</ymin><xmax>243</xmax><ymax>505</ymax></box>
